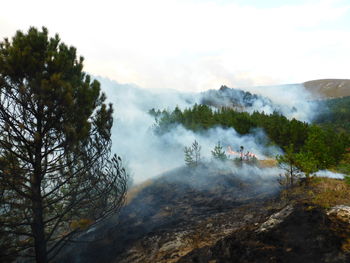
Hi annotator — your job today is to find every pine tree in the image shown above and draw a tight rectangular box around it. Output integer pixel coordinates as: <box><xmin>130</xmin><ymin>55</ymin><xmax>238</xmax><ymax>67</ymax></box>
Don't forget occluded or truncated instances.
<box><xmin>192</xmin><ymin>140</ymin><xmax>201</xmax><ymax>165</ymax></box>
<box><xmin>0</xmin><ymin>27</ymin><xmax>128</xmax><ymax>262</ymax></box>
<box><xmin>276</xmin><ymin>144</ymin><xmax>300</xmax><ymax>187</ymax></box>
<box><xmin>184</xmin><ymin>146</ymin><xmax>194</xmax><ymax>167</ymax></box>
<box><xmin>295</xmin><ymin>152</ymin><xmax>318</xmax><ymax>183</ymax></box>
<box><xmin>211</xmin><ymin>141</ymin><xmax>227</xmax><ymax>161</ymax></box>
<box><xmin>184</xmin><ymin>140</ymin><xmax>201</xmax><ymax>167</ymax></box>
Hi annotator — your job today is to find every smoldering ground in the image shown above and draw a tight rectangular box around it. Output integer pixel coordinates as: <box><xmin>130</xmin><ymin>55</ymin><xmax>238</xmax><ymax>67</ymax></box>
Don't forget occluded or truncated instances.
<box><xmin>97</xmin><ymin>77</ymin><xmax>319</xmax><ymax>183</ymax></box>
<box><xmin>56</xmin><ymin>160</ymin><xmax>282</xmax><ymax>263</ymax></box>
<box><xmin>56</xmin><ymin>78</ymin><xmax>341</xmax><ymax>263</ymax></box>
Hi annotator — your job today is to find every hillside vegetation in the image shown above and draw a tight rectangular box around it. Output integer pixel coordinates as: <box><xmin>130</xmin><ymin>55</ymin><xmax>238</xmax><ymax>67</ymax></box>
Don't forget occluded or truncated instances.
<box><xmin>303</xmin><ymin>79</ymin><xmax>350</xmax><ymax>99</ymax></box>
<box><xmin>58</xmin><ymin>90</ymin><xmax>350</xmax><ymax>262</ymax></box>
<box><xmin>150</xmin><ymin>104</ymin><xmax>350</xmax><ymax>171</ymax></box>
<box><xmin>315</xmin><ymin>96</ymin><xmax>350</xmax><ymax>133</ymax></box>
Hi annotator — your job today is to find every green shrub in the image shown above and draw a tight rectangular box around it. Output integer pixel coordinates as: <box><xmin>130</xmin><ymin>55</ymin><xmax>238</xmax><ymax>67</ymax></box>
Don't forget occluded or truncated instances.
<box><xmin>344</xmin><ymin>176</ymin><xmax>350</xmax><ymax>186</ymax></box>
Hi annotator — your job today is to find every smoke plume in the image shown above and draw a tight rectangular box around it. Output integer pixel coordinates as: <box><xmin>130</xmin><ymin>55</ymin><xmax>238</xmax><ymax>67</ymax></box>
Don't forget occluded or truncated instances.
<box><xmin>244</xmin><ymin>84</ymin><xmax>318</xmax><ymax>122</ymax></box>
<box><xmin>208</xmin><ymin>84</ymin><xmax>318</xmax><ymax>122</ymax></box>
<box><xmin>315</xmin><ymin>170</ymin><xmax>346</xmax><ymax>179</ymax></box>
<box><xmin>97</xmin><ymin>77</ymin><xmax>318</xmax><ymax>183</ymax></box>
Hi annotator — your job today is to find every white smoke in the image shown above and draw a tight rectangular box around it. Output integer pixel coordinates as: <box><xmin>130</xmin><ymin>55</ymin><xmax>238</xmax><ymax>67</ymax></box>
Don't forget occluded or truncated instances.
<box><xmin>243</xmin><ymin>84</ymin><xmax>318</xmax><ymax>122</ymax></box>
<box><xmin>198</xmin><ymin>83</ymin><xmax>318</xmax><ymax>123</ymax></box>
<box><xmin>96</xmin><ymin>77</ymin><xmax>316</xmax><ymax>183</ymax></box>
<box><xmin>159</xmin><ymin>160</ymin><xmax>283</xmax><ymax>195</ymax></box>
<box><xmin>315</xmin><ymin>170</ymin><xmax>346</xmax><ymax>179</ymax></box>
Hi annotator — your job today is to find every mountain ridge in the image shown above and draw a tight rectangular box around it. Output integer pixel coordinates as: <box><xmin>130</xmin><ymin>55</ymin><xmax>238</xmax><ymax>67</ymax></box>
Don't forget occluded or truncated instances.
<box><xmin>303</xmin><ymin>79</ymin><xmax>350</xmax><ymax>99</ymax></box>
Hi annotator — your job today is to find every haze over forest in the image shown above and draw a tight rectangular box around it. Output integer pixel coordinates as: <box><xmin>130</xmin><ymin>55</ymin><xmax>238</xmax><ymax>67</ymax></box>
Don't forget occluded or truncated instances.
<box><xmin>1</xmin><ymin>1</ymin><xmax>350</xmax><ymax>263</ymax></box>
<box><xmin>98</xmin><ymin>77</ymin><xmax>334</xmax><ymax>182</ymax></box>
<box><xmin>3</xmin><ymin>0</ymin><xmax>349</xmax><ymax>183</ymax></box>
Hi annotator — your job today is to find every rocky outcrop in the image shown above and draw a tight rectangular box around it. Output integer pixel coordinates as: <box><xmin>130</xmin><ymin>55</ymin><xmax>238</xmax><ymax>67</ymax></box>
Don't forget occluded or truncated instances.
<box><xmin>179</xmin><ymin>204</ymin><xmax>350</xmax><ymax>263</ymax></box>
<box><xmin>327</xmin><ymin>205</ymin><xmax>350</xmax><ymax>224</ymax></box>
<box><xmin>257</xmin><ymin>205</ymin><xmax>294</xmax><ymax>233</ymax></box>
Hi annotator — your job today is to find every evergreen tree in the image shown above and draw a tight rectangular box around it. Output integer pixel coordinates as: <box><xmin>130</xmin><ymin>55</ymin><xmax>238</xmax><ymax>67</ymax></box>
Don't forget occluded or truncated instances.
<box><xmin>302</xmin><ymin>125</ymin><xmax>332</xmax><ymax>169</ymax></box>
<box><xmin>0</xmin><ymin>27</ymin><xmax>128</xmax><ymax>262</ymax></box>
<box><xmin>211</xmin><ymin>141</ymin><xmax>227</xmax><ymax>161</ymax></box>
<box><xmin>295</xmin><ymin>152</ymin><xmax>318</xmax><ymax>183</ymax></box>
<box><xmin>276</xmin><ymin>144</ymin><xmax>300</xmax><ymax>187</ymax></box>
<box><xmin>184</xmin><ymin>146</ymin><xmax>195</xmax><ymax>167</ymax></box>
<box><xmin>184</xmin><ymin>140</ymin><xmax>201</xmax><ymax>167</ymax></box>
<box><xmin>152</xmin><ymin>98</ymin><xmax>349</xmax><ymax>170</ymax></box>
<box><xmin>192</xmin><ymin>140</ymin><xmax>201</xmax><ymax>165</ymax></box>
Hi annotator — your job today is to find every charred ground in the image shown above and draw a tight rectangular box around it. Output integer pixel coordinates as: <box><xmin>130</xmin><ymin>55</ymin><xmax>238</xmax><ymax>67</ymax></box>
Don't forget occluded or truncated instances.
<box><xmin>180</xmin><ymin>203</ymin><xmax>350</xmax><ymax>263</ymax></box>
<box><xmin>56</xmin><ymin>162</ymin><xmax>281</xmax><ymax>263</ymax></box>
<box><xmin>180</xmin><ymin>177</ymin><xmax>350</xmax><ymax>263</ymax></box>
<box><xmin>56</xmin><ymin>163</ymin><xmax>350</xmax><ymax>263</ymax></box>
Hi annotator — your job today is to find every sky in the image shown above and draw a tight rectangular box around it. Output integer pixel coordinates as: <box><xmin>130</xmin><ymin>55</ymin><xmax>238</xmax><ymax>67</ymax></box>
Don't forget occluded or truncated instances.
<box><xmin>1</xmin><ymin>0</ymin><xmax>350</xmax><ymax>92</ymax></box>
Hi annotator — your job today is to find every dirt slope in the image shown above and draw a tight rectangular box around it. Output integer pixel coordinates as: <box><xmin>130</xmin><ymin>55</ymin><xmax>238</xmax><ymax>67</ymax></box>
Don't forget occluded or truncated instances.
<box><xmin>303</xmin><ymin>79</ymin><xmax>350</xmax><ymax>99</ymax></box>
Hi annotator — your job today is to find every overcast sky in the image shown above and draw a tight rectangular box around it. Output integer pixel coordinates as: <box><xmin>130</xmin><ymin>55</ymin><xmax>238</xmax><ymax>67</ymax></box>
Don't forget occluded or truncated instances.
<box><xmin>1</xmin><ymin>0</ymin><xmax>350</xmax><ymax>91</ymax></box>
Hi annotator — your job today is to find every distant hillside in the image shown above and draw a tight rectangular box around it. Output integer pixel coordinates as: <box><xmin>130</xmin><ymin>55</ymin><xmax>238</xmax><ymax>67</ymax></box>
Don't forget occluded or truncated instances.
<box><xmin>199</xmin><ymin>84</ymin><xmax>316</xmax><ymax>122</ymax></box>
<box><xmin>314</xmin><ymin>96</ymin><xmax>350</xmax><ymax>133</ymax></box>
<box><xmin>303</xmin><ymin>79</ymin><xmax>350</xmax><ymax>99</ymax></box>
<box><xmin>200</xmin><ymin>85</ymin><xmax>273</xmax><ymax>111</ymax></box>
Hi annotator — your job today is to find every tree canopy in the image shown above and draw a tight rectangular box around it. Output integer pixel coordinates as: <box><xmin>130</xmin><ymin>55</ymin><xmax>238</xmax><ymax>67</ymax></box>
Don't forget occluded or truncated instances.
<box><xmin>0</xmin><ymin>27</ymin><xmax>128</xmax><ymax>262</ymax></box>
<box><xmin>151</xmin><ymin>104</ymin><xmax>349</xmax><ymax>170</ymax></box>
<box><xmin>211</xmin><ymin>141</ymin><xmax>227</xmax><ymax>161</ymax></box>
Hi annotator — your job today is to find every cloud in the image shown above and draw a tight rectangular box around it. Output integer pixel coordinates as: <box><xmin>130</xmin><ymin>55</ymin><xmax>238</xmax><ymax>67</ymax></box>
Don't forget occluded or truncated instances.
<box><xmin>1</xmin><ymin>0</ymin><xmax>350</xmax><ymax>91</ymax></box>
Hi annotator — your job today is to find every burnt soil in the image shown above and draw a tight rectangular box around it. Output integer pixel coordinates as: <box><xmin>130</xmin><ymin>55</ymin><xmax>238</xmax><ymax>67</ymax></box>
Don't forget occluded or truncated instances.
<box><xmin>179</xmin><ymin>204</ymin><xmax>350</xmax><ymax>263</ymax></box>
<box><xmin>56</xmin><ymin>163</ymin><xmax>279</xmax><ymax>262</ymax></box>
<box><xmin>56</xmin><ymin>164</ymin><xmax>350</xmax><ymax>263</ymax></box>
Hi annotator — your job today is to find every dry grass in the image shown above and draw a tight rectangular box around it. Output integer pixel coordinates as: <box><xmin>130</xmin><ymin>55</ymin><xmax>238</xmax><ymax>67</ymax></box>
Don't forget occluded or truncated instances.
<box><xmin>285</xmin><ymin>177</ymin><xmax>350</xmax><ymax>208</ymax></box>
<box><xmin>342</xmin><ymin>238</ymin><xmax>350</xmax><ymax>252</ymax></box>
<box><xmin>70</xmin><ymin>218</ymin><xmax>94</xmax><ymax>230</ymax></box>
<box><xmin>303</xmin><ymin>79</ymin><xmax>350</xmax><ymax>99</ymax></box>
<box><xmin>259</xmin><ymin>159</ymin><xmax>277</xmax><ymax>168</ymax></box>
<box><xmin>282</xmin><ymin>177</ymin><xmax>350</xmax><ymax>253</ymax></box>
<box><xmin>309</xmin><ymin>177</ymin><xmax>350</xmax><ymax>208</ymax></box>
<box><xmin>125</xmin><ymin>179</ymin><xmax>153</xmax><ymax>204</ymax></box>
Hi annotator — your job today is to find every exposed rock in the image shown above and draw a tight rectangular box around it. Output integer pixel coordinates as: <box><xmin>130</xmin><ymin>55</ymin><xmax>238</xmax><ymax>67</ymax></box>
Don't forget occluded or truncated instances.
<box><xmin>179</xmin><ymin>204</ymin><xmax>350</xmax><ymax>263</ymax></box>
<box><xmin>257</xmin><ymin>205</ymin><xmax>294</xmax><ymax>233</ymax></box>
<box><xmin>327</xmin><ymin>205</ymin><xmax>350</xmax><ymax>224</ymax></box>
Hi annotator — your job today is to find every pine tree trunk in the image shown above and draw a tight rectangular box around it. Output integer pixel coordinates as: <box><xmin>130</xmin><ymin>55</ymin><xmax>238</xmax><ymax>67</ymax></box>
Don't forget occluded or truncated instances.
<box><xmin>32</xmin><ymin>110</ymin><xmax>48</xmax><ymax>263</ymax></box>
<box><xmin>31</xmin><ymin>164</ymin><xmax>48</xmax><ymax>262</ymax></box>
<box><xmin>32</xmin><ymin>184</ymin><xmax>48</xmax><ymax>263</ymax></box>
